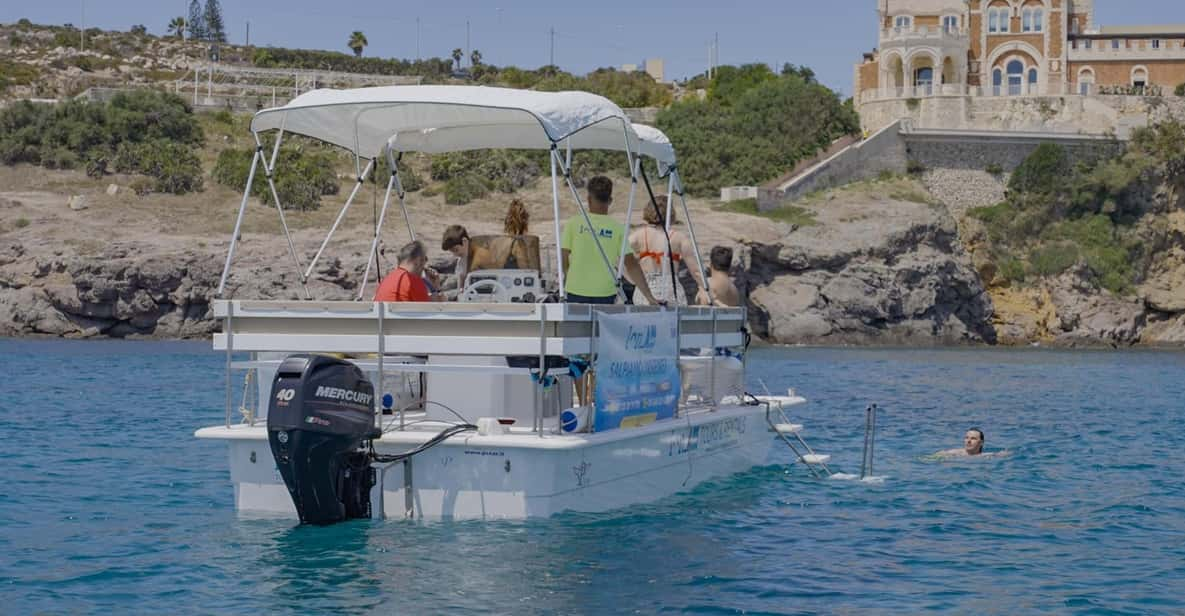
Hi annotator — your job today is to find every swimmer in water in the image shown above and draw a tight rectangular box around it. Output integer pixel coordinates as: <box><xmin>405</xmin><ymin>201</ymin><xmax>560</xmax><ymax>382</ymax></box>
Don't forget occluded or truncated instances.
<box><xmin>932</xmin><ymin>428</ymin><xmax>989</xmax><ymax>458</ymax></box>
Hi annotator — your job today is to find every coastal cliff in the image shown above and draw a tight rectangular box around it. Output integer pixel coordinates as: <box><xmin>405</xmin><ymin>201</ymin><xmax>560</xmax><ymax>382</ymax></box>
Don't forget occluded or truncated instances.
<box><xmin>5</xmin><ymin>167</ymin><xmax>1182</xmax><ymax>346</ymax></box>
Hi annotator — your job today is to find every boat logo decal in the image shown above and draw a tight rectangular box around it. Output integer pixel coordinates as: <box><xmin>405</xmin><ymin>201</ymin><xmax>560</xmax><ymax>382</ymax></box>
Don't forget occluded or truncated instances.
<box><xmin>275</xmin><ymin>388</ymin><xmax>295</xmax><ymax>406</ymax></box>
<box><xmin>305</xmin><ymin>416</ymin><xmax>331</xmax><ymax>427</ymax></box>
<box><xmin>573</xmin><ymin>461</ymin><xmax>591</xmax><ymax>488</ymax></box>
<box><xmin>668</xmin><ymin>417</ymin><xmax>748</xmax><ymax>456</ymax></box>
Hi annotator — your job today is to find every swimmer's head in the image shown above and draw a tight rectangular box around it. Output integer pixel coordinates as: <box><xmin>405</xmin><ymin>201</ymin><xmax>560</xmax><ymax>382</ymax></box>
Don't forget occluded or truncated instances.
<box><xmin>964</xmin><ymin>428</ymin><xmax>984</xmax><ymax>456</ymax></box>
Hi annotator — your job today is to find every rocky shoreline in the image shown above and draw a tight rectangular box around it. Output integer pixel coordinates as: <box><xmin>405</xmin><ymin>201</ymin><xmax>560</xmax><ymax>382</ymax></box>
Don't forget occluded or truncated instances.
<box><xmin>2</xmin><ymin>164</ymin><xmax>1183</xmax><ymax>346</ymax></box>
<box><xmin>3</xmin><ymin>197</ymin><xmax>1183</xmax><ymax>348</ymax></box>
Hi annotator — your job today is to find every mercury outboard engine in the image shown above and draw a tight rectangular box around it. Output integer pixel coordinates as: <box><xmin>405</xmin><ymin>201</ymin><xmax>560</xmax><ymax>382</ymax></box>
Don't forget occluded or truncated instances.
<box><xmin>267</xmin><ymin>354</ymin><xmax>380</xmax><ymax>525</ymax></box>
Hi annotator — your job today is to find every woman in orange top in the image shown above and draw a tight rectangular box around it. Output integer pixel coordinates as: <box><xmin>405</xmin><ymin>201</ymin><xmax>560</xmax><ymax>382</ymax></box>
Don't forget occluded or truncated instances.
<box><xmin>628</xmin><ymin>196</ymin><xmax>704</xmax><ymax>305</ymax></box>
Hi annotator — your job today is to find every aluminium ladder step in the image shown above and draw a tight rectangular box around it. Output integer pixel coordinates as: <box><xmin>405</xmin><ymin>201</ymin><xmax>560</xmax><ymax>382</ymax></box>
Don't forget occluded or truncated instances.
<box><xmin>800</xmin><ymin>454</ymin><xmax>831</xmax><ymax>464</ymax></box>
<box><xmin>774</xmin><ymin>423</ymin><xmax>804</xmax><ymax>435</ymax></box>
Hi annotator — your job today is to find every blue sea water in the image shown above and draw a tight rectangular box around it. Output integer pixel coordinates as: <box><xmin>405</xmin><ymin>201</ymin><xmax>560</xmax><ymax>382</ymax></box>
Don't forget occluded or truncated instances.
<box><xmin>1</xmin><ymin>339</ymin><xmax>1184</xmax><ymax>615</ymax></box>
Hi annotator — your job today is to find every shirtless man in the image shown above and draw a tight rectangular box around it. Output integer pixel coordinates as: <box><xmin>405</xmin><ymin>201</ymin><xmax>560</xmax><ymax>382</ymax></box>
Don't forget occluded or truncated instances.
<box><xmin>697</xmin><ymin>246</ymin><xmax>740</xmax><ymax>307</ymax></box>
<box><xmin>935</xmin><ymin>428</ymin><xmax>986</xmax><ymax>457</ymax></box>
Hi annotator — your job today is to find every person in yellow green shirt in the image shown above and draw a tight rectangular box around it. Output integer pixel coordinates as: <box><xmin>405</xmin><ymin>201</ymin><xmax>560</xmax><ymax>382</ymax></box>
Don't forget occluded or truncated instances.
<box><xmin>561</xmin><ymin>176</ymin><xmax>662</xmax><ymax>305</ymax></box>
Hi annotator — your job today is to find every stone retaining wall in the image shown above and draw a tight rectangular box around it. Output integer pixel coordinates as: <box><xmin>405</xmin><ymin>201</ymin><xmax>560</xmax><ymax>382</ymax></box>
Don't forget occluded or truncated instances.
<box><xmin>859</xmin><ymin>94</ymin><xmax>1185</xmax><ymax>138</ymax></box>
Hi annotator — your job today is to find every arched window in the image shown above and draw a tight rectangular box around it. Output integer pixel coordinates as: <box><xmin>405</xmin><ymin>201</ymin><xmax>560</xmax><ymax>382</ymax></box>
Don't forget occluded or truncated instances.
<box><xmin>1078</xmin><ymin>67</ymin><xmax>1095</xmax><ymax>95</ymax></box>
<box><xmin>915</xmin><ymin>66</ymin><xmax>934</xmax><ymax>94</ymax></box>
<box><xmin>1132</xmin><ymin>66</ymin><xmax>1149</xmax><ymax>91</ymax></box>
<box><xmin>993</xmin><ymin>68</ymin><xmax>1003</xmax><ymax>96</ymax></box>
<box><xmin>989</xmin><ymin>7</ymin><xmax>1010</xmax><ymax>33</ymax></box>
<box><xmin>1028</xmin><ymin>68</ymin><xmax>1038</xmax><ymax>94</ymax></box>
<box><xmin>1023</xmin><ymin>7</ymin><xmax>1044</xmax><ymax>33</ymax></box>
<box><xmin>1007</xmin><ymin>60</ymin><xmax>1025</xmax><ymax>96</ymax></box>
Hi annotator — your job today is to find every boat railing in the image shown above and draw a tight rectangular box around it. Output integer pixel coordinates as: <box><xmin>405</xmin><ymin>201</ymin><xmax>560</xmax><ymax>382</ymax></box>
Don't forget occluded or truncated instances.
<box><xmin>218</xmin><ymin>299</ymin><xmax>748</xmax><ymax>434</ymax></box>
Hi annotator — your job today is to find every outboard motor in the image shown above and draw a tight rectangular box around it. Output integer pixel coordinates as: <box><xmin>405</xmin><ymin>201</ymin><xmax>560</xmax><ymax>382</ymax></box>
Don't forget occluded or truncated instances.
<box><xmin>267</xmin><ymin>354</ymin><xmax>380</xmax><ymax>525</ymax></box>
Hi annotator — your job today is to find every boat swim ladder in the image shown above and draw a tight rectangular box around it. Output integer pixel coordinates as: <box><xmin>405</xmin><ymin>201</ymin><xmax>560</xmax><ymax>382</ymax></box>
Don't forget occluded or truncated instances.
<box><xmin>761</xmin><ymin>396</ymin><xmax>833</xmax><ymax>479</ymax></box>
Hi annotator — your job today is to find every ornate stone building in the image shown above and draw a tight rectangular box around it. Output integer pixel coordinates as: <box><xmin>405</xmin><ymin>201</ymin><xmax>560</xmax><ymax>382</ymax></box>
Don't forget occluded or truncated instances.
<box><xmin>855</xmin><ymin>0</ymin><xmax>1185</xmax><ymax>103</ymax></box>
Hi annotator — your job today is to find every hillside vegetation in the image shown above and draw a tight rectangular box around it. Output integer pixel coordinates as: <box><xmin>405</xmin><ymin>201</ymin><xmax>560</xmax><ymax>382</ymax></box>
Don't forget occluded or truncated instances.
<box><xmin>2</xmin><ymin>22</ymin><xmax>857</xmax><ymax>200</ymax></box>
<box><xmin>969</xmin><ymin>121</ymin><xmax>1185</xmax><ymax>294</ymax></box>
<box><xmin>657</xmin><ymin>64</ymin><xmax>859</xmax><ymax>196</ymax></box>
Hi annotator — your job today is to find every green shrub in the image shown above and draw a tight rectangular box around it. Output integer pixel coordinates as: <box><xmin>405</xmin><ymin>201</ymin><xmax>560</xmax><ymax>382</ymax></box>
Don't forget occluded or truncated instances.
<box><xmin>985</xmin><ymin>163</ymin><xmax>1003</xmax><ymax>175</ymax></box>
<box><xmin>657</xmin><ymin>70</ymin><xmax>858</xmax><ymax>196</ymax></box>
<box><xmin>371</xmin><ymin>156</ymin><xmax>424</xmax><ymax>193</ymax></box>
<box><xmin>1174</xmin><ymin>83</ymin><xmax>1184</xmax><ymax>97</ymax></box>
<box><xmin>0</xmin><ymin>91</ymin><xmax>204</xmax><ymax>193</ymax></box>
<box><xmin>1029</xmin><ymin>242</ymin><xmax>1079</xmax><ymax>276</ymax></box>
<box><xmin>0</xmin><ymin>60</ymin><xmax>40</xmax><ymax>88</ymax></box>
<box><xmin>714</xmin><ymin>197</ymin><xmax>818</xmax><ymax>226</ymax></box>
<box><xmin>1010</xmin><ymin>143</ymin><xmax>1068</xmax><ymax>195</ymax></box>
<box><xmin>211</xmin><ymin>109</ymin><xmax>234</xmax><ymax>125</ymax></box>
<box><xmin>130</xmin><ymin>177</ymin><xmax>153</xmax><ymax>196</ymax></box>
<box><xmin>15</xmin><ymin>217</ymin><xmax>30</xmax><ymax>228</ymax></box>
<box><xmin>212</xmin><ymin>144</ymin><xmax>338</xmax><ymax>209</ymax></box>
<box><xmin>43</xmin><ymin>147</ymin><xmax>78</xmax><ymax>170</ymax></box>
<box><xmin>444</xmin><ymin>173</ymin><xmax>491</xmax><ymax>205</ymax></box>
<box><xmin>84</xmin><ymin>154</ymin><xmax>108</xmax><ymax>178</ymax></box>
<box><xmin>998</xmin><ymin>257</ymin><xmax>1026</xmax><ymax>284</ymax></box>
<box><xmin>906</xmin><ymin>97</ymin><xmax>920</xmax><ymax>110</ymax></box>
<box><xmin>906</xmin><ymin>159</ymin><xmax>926</xmax><ymax>175</ymax></box>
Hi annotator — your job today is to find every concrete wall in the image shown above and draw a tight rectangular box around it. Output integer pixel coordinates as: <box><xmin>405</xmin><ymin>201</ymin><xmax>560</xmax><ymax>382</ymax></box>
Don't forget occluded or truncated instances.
<box><xmin>903</xmin><ymin>129</ymin><xmax>1123</xmax><ymax>172</ymax></box>
<box><xmin>720</xmin><ymin>186</ymin><xmax>758</xmax><ymax>202</ymax></box>
<box><xmin>764</xmin><ymin>121</ymin><xmax>908</xmax><ymax>208</ymax></box>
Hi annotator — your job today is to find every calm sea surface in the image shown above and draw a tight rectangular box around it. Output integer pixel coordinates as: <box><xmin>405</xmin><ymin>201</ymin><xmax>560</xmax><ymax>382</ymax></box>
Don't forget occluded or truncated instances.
<box><xmin>1</xmin><ymin>339</ymin><xmax>1183</xmax><ymax>614</ymax></box>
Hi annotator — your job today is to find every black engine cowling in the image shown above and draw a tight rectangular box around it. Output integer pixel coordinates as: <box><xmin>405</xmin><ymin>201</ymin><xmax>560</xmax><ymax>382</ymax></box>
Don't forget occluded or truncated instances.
<box><xmin>267</xmin><ymin>354</ymin><xmax>380</xmax><ymax>525</ymax></box>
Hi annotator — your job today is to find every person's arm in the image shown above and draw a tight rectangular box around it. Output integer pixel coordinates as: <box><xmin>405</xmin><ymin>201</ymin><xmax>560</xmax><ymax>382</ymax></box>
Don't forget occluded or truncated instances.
<box><xmin>624</xmin><ymin>253</ymin><xmax>662</xmax><ymax>305</ymax></box>
<box><xmin>677</xmin><ymin>233</ymin><xmax>707</xmax><ymax>296</ymax></box>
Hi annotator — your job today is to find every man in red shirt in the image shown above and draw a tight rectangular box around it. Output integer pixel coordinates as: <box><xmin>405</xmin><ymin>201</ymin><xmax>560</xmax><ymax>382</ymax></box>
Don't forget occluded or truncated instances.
<box><xmin>375</xmin><ymin>240</ymin><xmax>443</xmax><ymax>302</ymax></box>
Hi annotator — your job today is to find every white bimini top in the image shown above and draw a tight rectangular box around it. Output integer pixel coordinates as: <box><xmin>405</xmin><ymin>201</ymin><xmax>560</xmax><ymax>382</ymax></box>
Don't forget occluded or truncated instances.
<box><xmin>249</xmin><ymin>85</ymin><xmax>676</xmax><ymax>168</ymax></box>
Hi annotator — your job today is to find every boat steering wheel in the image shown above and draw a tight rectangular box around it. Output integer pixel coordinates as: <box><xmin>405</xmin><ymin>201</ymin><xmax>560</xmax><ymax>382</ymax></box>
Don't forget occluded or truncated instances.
<box><xmin>462</xmin><ymin>278</ymin><xmax>512</xmax><ymax>303</ymax></box>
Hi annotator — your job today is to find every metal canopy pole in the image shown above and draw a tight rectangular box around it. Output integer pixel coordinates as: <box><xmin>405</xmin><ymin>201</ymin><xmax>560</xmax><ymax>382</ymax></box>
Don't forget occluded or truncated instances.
<box><xmin>358</xmin><ymin>153</ymin><xmax>400</xmax><ymax>300</ymax></box>
<box><xmin>672</xmin><ymin>169</ymin><xmax>713</xmax><ymax>305</ymax></box>
<box><xmin>303</xmin><ymin>158</ymin><xmax>375</xmax><ymax>281</ymax></box>
<box><xmin>549</xmin><ymin>144</ymin><xmax>566</xmax><ymax>298</ymax></box>
<box><xmin>390</xmin><ymin>150</ymin><xmax>416</xmax><ymax>243</ymax></box>
<box><xmin>552</xmin><ymin>148</ymin><xmax>626</xmax><ymax>303</ymax></box>
<box><xmin>253</xmin><ymin>129</ymin><xmax>311</xmax><ymax>300</ymax></box>
<box><xmin>663</xmin><ymin>172</ymin><xmax>675</xmax><ymax>233</ymax></box>
<box><xmin>217</xmin><ymin>147</ymin><xmax>261</xmax><ymax>297</ymax></box>
<box><xmin>616</xmin><ymin>156</ymin><xmax>641</xmax><ymax>280</ymax></box>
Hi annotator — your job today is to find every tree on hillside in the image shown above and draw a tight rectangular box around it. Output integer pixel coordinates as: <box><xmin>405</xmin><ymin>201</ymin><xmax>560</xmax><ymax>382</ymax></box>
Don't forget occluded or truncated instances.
<box><xmin>707</xmin><ymin>63</ymin><xmax>776</xmax><ymax>103</ymax></box>
<box><xmin>348</xmin><ymin>31</ymin><xmax>368</xmax><ymax>57</ymax></box>
<box><xmin>204</xmin><ymin>0</ymin><xmax>227</xmax><ymax>42</ymax></box>
<box><xmin>451</xmin><ymin>48</ymin><xmax>463</xmax><ymax>71</ymax></box>
<box><xmin>470</xmin><ymin>49</ymin><xmax>482</xmax><ymax>67</ymax></box>
<box><xmin>168</xmin><ymin>17</ymin><xmax>186</xmax><ymax>39</ymax></box>
<box><xmin>657</xmin><ymin>70</ymin><xmax>858</xmax><ymax>195</ymax></box>
<box><xmin>781</xmin><ymin>63</ymin><xmax>816</xmax><ymax>84</ymax></box>
<box><xmin>130</xmin><ymin>24</ymin><xmax>148</xmax><ymax>36</ymax></box>
<box><xmin>186</xmin><ymin>0</ymin><xmax>205</xmax><ymax>40</ymax></box>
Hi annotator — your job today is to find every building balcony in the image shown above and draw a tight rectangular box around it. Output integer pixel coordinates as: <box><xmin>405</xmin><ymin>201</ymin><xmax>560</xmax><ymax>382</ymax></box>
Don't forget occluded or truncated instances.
<box><xmin>1067</xmin><ymin>40</ymin><xmax>1185</xmax><ymax>62</ymax></box>
<box><xmin>880</xmin><ymin>26</ymin><xmax>970</xmax><ymax>47</ymax></box>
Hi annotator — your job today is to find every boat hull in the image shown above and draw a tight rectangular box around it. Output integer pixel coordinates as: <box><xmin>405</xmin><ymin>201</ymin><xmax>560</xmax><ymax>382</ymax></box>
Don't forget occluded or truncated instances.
<box><xmin>196</xmin><ymin>403</ymin><xmax>789</xmax><ymax>520</ymax></box>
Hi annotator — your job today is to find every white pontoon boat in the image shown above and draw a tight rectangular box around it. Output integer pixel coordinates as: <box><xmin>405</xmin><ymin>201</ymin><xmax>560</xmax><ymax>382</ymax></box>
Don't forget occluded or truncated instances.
<box><xmin>195</xmin><ymin>85</ymin><xmax>823</xmax><ymax>523</ymax></box>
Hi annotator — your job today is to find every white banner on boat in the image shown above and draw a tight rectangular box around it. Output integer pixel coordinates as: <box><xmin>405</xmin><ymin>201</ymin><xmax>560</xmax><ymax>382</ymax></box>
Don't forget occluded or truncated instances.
<box><xmin>594</xmin><ymin>310</ymin><xmax>680</xmax><ymax>431</ymax></box>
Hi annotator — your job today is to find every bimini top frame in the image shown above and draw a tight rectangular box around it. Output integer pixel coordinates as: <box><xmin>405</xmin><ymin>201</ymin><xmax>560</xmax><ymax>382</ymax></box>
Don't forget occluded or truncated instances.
<box><xmin>217</xmin><ymin>85</ymin><xmax>709</xmax><ymax>304</ymax></box>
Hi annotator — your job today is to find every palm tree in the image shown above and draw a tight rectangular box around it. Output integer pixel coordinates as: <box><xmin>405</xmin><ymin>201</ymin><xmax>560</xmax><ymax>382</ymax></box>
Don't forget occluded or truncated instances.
<box><xmin>470</xmin><ymin>49</ymin><xmax>482</xmax><ymax>67</ymax></box>
<box><xmin>451</xmin><ymin>48</ymin><xmax>464</xmax><ymax>71</ymax></box>
<box><xmin>348</xmin><ymin>31</ymin><xmax>368</xmax><ymax>58</ymax></box>
<box><xmin>168</xmin><ymin>16</ymin><xmax>186</xmax><ymax>39</ymax></box>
